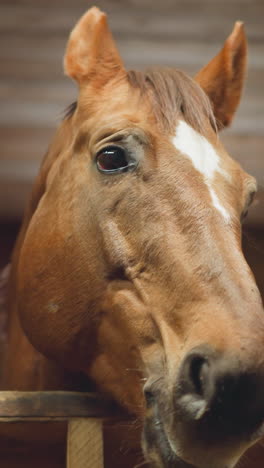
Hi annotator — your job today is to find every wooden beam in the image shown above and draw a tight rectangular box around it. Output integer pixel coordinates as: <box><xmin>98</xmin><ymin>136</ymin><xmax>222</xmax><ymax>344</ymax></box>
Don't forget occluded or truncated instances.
<box><xmin>0</xmin><ymin>391</ymin><xmax>126</xmax><ymax>422</ymax></box>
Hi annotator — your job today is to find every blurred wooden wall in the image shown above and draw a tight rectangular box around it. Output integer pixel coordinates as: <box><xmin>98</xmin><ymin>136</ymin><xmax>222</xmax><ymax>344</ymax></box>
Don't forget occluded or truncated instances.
<box><xmin>0</xmin><ymin>0</ymin><xmax>263</xmax><ymax>283</ymax></box>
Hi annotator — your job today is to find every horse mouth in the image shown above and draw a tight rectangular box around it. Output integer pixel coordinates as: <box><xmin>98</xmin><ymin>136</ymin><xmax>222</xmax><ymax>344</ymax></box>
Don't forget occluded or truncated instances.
<box><xmin>142</xmin><ymin>346</ymin><xmax>264</xmax><ymax>468</ymax></box>
<box><xmin>142</xmin><ymin>417</ymin><xmax>196</xmax><ymax>468</ymax></box>
<box><xmin>143</xmin><ymin>414</ymin><xmax>204</xmax><ymax>468</ymax></box>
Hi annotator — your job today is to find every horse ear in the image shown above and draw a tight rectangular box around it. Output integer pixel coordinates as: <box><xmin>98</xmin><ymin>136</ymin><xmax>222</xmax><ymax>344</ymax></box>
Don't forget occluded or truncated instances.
<box><xmin>64</xmin><ymin>7</ymin><xmax>125</xmax><ymax>86</ymax></box>
<box><xmin>195</xmin><ymin>22</ymin><xmax>247</xmax><ymax>129</ymax></box>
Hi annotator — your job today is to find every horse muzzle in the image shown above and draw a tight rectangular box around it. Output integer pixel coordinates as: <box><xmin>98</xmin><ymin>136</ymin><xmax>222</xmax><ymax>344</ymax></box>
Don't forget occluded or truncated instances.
<box><xmin>142</xmin><ymin>345</ymin><xmax>264</xmax><ymax>468</ymax></box>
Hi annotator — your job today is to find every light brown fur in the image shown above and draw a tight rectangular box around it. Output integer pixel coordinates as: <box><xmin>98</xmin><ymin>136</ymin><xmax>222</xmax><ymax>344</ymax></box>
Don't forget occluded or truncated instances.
<box><xmin>2</xmin><ymin>7</ymin><xmax>264</xmax><ymax>468</ymax></box>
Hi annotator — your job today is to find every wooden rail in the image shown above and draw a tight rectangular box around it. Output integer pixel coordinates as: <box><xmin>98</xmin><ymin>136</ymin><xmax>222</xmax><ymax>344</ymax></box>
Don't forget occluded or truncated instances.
<box><xmin>0</xmin><ymin>391</ymin><xmax>126</xmax><ymax>468</ymax></box>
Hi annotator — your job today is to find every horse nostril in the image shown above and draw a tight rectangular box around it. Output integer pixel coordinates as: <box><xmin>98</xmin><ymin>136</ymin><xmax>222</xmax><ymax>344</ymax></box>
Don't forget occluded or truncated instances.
<box><xmin>179</xmin><ymin>348</ymin><xmax>212</xmax><ymax>399</ymax></box>
<box><xmin>189</xmin><ymin>355</ymin><xmax>209</xmax><ymax>397</ymax></box>
<box><xmin>176</xmin><ymin>347</ymin><xmax>216</xmax><ymax>420</ymax></box>
<box><xmin>177</xmin><ymin>347</ymin><xmax>264</xmax><ymax>435</ymax></box>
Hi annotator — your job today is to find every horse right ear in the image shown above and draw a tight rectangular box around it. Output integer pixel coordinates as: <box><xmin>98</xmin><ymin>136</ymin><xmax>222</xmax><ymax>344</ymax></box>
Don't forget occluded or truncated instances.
<box><xmin>195</xmin><ymin>22</ymin><xmax>247</xmax><ymax>129</ymax></box>
<box><xmin>64</xmin><ymin>7</ymin><xmax>125</xmax><ymax>86</ymax></box>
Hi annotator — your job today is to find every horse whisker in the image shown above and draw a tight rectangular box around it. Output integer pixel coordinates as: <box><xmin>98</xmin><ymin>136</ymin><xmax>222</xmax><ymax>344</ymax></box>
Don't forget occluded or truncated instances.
<box><xmin>134</xmin><ymin>460</ymin><xmax>149</xmax><ymax>468</ymax></box>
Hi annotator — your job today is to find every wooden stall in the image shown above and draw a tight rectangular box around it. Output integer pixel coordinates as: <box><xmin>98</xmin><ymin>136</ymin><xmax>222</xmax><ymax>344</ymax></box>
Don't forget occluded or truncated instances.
<box><xmin>0</xmin><ymin>391</ymin><xmax>126</xmax><ymax>468</ymax></box>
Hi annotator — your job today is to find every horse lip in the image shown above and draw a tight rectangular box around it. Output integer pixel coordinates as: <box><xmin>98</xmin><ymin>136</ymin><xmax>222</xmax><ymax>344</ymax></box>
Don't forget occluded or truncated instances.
<box><xmin>165</xmin><ymin>435</ymin><xmax>197</xmax><ymax>468</ymax></box>
<box><xmin>143</xmin><ymin>416</ymin><xmax>197</xmax><ymax>468</ymax></box>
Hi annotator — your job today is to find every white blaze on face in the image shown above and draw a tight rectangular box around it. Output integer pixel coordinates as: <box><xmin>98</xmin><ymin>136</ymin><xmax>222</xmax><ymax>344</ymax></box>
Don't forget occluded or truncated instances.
<box><xmin>173</xmin><ymin>120</ymin><xmax>231</xmax><ymax>221</ymax></box>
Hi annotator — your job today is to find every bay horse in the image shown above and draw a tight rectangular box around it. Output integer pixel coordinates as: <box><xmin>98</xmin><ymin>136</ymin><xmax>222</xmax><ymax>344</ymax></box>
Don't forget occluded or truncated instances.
<box><xmin>2</xmin><ymin>6</ymin><xmax>264</xmax><ymax>468</ymax></box>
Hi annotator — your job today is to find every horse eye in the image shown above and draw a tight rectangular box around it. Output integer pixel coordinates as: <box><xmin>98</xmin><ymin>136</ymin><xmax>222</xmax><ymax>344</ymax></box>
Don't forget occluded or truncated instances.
<box><xmin>96</xmin><ymin>146</ymin><xmax>136</xmax><ymax>174</ymax></box>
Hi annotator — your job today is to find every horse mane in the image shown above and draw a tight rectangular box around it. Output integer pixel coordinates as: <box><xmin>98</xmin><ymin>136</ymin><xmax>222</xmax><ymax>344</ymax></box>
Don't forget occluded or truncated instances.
<box><xmin>64</xmin><ymin>68</ymin><xmax>216</xmax><ymax>135</ymax></box>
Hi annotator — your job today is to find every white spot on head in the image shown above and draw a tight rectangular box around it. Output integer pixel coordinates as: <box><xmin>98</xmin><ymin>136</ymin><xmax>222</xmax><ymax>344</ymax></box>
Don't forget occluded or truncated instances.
<box><xmin>172</xmin><ymin>120</ymin><xmax>230</xmax><ymax>221</ymax></box>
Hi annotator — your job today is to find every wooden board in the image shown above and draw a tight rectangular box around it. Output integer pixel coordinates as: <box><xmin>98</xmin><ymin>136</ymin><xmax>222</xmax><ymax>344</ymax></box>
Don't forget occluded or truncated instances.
<box><xmin>0</xmin><ymin>391</ymin><xmax>125</xmax><ymax>421</ymax></box>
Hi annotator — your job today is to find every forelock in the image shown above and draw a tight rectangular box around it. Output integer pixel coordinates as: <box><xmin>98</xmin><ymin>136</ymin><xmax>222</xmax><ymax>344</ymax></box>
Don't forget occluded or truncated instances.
<box><xmin>127</xmin><ymin>68</ymin><xmax>216</xmax><ymax>135</ymax></box>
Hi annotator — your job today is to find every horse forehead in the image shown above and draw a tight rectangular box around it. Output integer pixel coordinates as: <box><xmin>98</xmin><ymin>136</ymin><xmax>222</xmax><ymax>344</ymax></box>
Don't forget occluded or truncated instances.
<box><xmin>173</xmin><ymin>120</ymin><xmax>228</xmax><ymax>178</ymax></box>
<box><xmin>172</xmin><ymin>120</ymin><xmax>231</xmax><ymax>221</ymax></box>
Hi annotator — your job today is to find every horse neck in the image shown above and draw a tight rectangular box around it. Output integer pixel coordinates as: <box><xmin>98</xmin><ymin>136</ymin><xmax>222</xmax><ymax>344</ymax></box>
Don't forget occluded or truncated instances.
<box><xmin>2</xmin><ymin>240</ymin><xmax>91</xmax><ymax>391</ymax></box>
<box><xmin>1</xmin><ymin>120</ymin><xmax>84</xmax><ymax>391</ymax></box>
<box><xmin>2</xmin><ymin>311</ymin><xmax>64</xmax><ymax>390</ymax></box>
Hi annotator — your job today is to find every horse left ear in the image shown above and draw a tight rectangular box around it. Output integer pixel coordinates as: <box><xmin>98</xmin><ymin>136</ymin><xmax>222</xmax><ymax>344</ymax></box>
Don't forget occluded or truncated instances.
<box><xmin>195</xmin><ymin>22</ymin><xmax>247</xmax><ymax>129</ymax></box>
<box><xmin>64</xmin><ymin>7</ymin><xmax>125</xmax><ymax>86</ymax></box>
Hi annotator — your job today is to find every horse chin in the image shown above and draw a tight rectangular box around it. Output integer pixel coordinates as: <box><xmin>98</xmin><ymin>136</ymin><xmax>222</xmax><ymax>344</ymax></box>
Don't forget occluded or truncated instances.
<box><xmin>142</xmin><ymin>431</ymin><xmax>235</xmax><ymax>468</ymax></box>
<box><xmin>142</xmin><ymin>414</ymin><xmax>255</xmax><ymax>468</ymax></box>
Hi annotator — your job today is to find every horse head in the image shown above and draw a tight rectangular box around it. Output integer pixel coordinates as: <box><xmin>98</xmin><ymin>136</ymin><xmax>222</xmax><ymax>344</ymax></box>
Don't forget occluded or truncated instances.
<box><xmin>13</xmin><ymin>8</ymin><xmax>264</xmax><ymax>468</ymax></box>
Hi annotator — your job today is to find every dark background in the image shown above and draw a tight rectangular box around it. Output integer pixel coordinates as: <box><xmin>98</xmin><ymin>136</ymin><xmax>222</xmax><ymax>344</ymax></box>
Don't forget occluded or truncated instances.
<box><xmin>0</xmin><ymin>0</ymin><xmax>263</xmax><ymax>295</ymax></box>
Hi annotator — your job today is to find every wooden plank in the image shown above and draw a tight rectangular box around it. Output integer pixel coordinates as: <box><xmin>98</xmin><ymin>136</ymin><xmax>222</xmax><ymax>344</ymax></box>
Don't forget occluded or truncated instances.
<box><xmin>67</xmin><ymin>419</ymin><xmax>103</xmax><ymax>468</ymax></box>
<box><xmin>222</xmin><ymin>134</ymin><xmax>264</xmax><ymax>176</ymax></box>
<box><xmin>0</xmin><ymin>392</ymin><xmax>125</xmax><ymax>421</ymax></box>
<box><xmin>0</xmin><ymin>127</ymin><xmax>54</xmax><ymax>161</ymax></box>
<box><xmin>0</xmin><ymin>179</ymin><xmax>33</xmax><ymax>220</ymax></box>
<box><xmin>0</xmin><ymin>2</ymin><xmax>263</xmax><ymax>41</ymax></box>
<box><xmin>1</xmin><ymin>37</ymin><xmax>263</xmax><ymax>76</ymax></box>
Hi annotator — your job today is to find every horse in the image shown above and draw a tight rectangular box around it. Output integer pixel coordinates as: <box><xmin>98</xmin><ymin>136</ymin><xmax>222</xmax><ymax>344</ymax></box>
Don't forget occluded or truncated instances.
<box><xmin>1</xmin><ymin>6</ymin><xmax>264</xmax><ymax>468</ymax></box>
